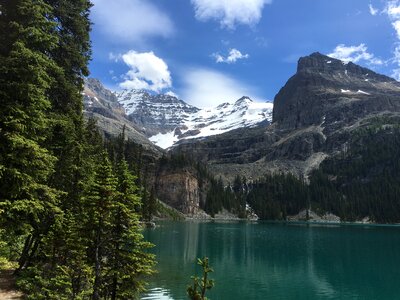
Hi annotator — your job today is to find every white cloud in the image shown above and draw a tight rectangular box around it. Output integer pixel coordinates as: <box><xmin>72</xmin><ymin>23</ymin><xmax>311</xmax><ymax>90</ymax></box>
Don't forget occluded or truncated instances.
<box><xmin>385</xmin><ymin>1</ymin><xmax>400</xmax><ymax>38</ymax></box>
<box><xmin>383</xmin><ymin>1</ymin><xmax>400</xmax><ymax>79</ymax></box>
<box><xmin>369</xmin><ymin>4</ymin><xmax>378</xmax><ymax>16</ymax></box>
<box><xmin>191</xmin><ymin>0</ymin><xmax>272</xmax><ymax>29</ymax></box>
<box><xmin>386</xmin><ymin>1</ymin><xmax>400</xmax><ymax>19</ymax></box>
<box><xmin>91</xmin><ymin>0</ymin><xmax>174</xmax><ymax>44</ymax></box>
<box><xmin>213</xmin><ymin>48</ymin><xmax>249</xmax><ymax>64</ymax></box>
<box><xmin>180</xmin><ymin>68</ymin><xmax>262</xmax><ymax>108</ymax></box>
<box><xmin>328</xmin><ymin>44</ymin><xmax>383</xmax><ymax>65</ymax></box>
<box><xmin>393</xmin><ymin>45</ymin><xmax>400</xmax><ymax>64</ymax></box>
<box><xmin>392</xmin><ymin>68</ymin><xmax>400</xmax><ymax>80</ymax></box>
<box><xmin>109</xmin><ymin>52</ymin><xmax>122</xmax><ymax>62</ymax></box>
<box><xmin>118</xmin><ymin>51</ymin><xmax>172</xmax><ymax>92</ymax></box>
<box><xmin>391</xmin><ymin>45</ymin><xmax>400</xmax><ymax>79</ymax></box>
<box><xmin>393</xmin><ymin>20</ymin><xmax>400</xmax><ymax>39</ymax></box>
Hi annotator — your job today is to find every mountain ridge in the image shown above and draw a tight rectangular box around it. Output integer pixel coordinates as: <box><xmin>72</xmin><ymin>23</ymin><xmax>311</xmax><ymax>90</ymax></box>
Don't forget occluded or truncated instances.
<box><xmin>172</xmin><ymin>52</ymin><xmax>400</xmax><ymax>182</ymax></box>
<box><xmin>115</xmin><ymin>89</ymin><xmax>273</xmax><ymax>149</ymax></box>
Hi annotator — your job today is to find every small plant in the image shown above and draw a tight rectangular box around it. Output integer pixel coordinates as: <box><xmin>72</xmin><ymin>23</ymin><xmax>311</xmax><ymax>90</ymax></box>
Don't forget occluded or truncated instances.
<box><xmin>187</xmin><ymin>257</ymin><xmax>214</xmax><ymax>300</ymax></box>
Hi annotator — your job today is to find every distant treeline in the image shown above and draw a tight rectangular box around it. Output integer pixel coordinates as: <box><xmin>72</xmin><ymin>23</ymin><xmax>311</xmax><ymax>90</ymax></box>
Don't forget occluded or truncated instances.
<box><xmin>204</xmin><ymin>121</ymin><xmax>400</xmax><ymax>223</ymax></box>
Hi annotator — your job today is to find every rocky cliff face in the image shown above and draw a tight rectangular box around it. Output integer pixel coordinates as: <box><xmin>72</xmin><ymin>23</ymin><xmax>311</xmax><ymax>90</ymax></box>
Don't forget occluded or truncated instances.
<box><xmin>83</xmin><ymin>79</ymin><xmax>162</xmax><ymax>153</ymax></box>
<box><xmin>155</xmin><ymin>168</ymin><xmax>200</xmax><ymax>215</ymax></box>
<box><xmin>116</xmin><ymin>90</ymin><xmax>273</xmax><ymax>149</ymax></box>
<box><xmin>273</xmin><ymin>52</ymin><xmax>400</xmax><ymax>130</ymax></box>
<box><xmin>117</xmin><ymin>89</ymin><xmax>200</xmax><ymax>137</ymax></box>
<box><xmin>173</xmin><ymin>53</ymin><xmax>400</xmax><ymax>182</ymax></box>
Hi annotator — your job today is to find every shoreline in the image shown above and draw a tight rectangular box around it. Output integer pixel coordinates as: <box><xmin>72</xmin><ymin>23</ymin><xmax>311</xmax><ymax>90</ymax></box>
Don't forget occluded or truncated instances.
<box><xmin>153</xmin><ymin>218</ymin><xmax>400</xmax><ymax>227</ymax></box>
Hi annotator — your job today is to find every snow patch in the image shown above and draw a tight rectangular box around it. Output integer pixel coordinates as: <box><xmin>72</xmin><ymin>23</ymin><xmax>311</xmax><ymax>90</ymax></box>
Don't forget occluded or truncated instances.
<box><xmin>357</xmin><ymin>90</ymin><xmax>370</xmax><ymax>95</ymax></box>
<box><xmin>341</xmin><ymin>89</ymin><xmax>351</xmax><ymax>93</ymax></box>
<box><xmin>181</xmin><ymin>100</ymin><xmax>273</xmax><ymax>143</ymax></box>
<box><xmin>326</xmin><ymin>60</ymin><xmax>332</xmax><ymax>64</ymax></box>
<box><xmin>149</xmin><ymin>131</ymin><xmax>179</xmax><ymax>149</ymax></box>
<box><xmin>117</xmin><ymin>90</ymin><xmax>274</xmax><ymax>149</ymax></box>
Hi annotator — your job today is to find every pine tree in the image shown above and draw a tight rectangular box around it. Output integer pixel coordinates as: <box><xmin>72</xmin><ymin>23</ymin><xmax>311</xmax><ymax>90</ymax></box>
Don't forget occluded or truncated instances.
<box><xmin>0</xmin><ymin>0</ymin><xmax>62</xmax><ymax>272</ymax></box>
<box><xmin>83</xmin><ymin>152</ymin><xmax>117</xmax><ymax>300</ymax></box>
<box><xmin>44</xmin><ymin>0</ymin><xmax>92</xmax><ymax>214</ymax></box>
<box><xmin>106</xmin><ymin>160</ymin><xmax>155</xmax><ymax>299</ymax></box>
<box><xmin>187</xmin><ymin>257</ymin><xmax>214</xmax><ymax>300</ymax></box>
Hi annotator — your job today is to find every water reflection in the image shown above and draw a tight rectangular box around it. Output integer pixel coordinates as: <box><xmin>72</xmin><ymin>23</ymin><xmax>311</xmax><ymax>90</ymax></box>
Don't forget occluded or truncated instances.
<box><xmin>142</xmin><ymin>287</ymin><xmax>174</xmax><ymax>300</ymax></box>
<box><xmin>143</xmin><ymin>222</ymin><xmax>400</xmax><ymax>300</ymax></box>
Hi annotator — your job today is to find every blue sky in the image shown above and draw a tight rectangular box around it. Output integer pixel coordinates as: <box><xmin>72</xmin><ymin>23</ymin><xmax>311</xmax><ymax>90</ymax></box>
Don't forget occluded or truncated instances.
<box><xmin>89</xmin><ymin>0</ymin><xmax>400</xmax><ymax>107</ymax></box>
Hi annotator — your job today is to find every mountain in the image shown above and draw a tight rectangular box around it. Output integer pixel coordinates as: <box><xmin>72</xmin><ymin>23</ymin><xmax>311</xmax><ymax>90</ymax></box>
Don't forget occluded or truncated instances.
<box><xmin>117</xmin><ymin>89</ymin><xmax>200</xmax><ymax>138</ymax></box>
<box><xmin>173</xmin><ymin>52</ymin><xmax>400</xmax><ymax>182</ymax></box>
<box><xmin>81</xmin><ymin>53</ymin><xmax>400</xmax><ymax>221</ymax></box>
<box><xmin>83</xmin><ymin>78</ymin><xmax>162</xmax><ymax>154</ymax></box>
<box><xmin>116</xmin><ymin>90</ymin><xmax>273</xmax><ymax>149</ymax></box>
<box><xmin>273</xmin><ymin>52</ymin><xmax>400</xmax><ymax>129</ymax></box>
<box><xmin>82</xmin><ymin>80</ymin><xmax>211</xmax><ymax>215</ymax></box>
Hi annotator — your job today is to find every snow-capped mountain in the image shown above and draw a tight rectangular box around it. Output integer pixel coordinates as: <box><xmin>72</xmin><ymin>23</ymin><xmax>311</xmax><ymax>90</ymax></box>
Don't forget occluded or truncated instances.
<box><xmin>116</xmin><ymin>90</ymin><xmax>273</xmax><ymax>149</ymax></box>
<box><xmin>117</xmin><ymin>90</ymin><xmax>200</xmax><ymax>137</ymax></box>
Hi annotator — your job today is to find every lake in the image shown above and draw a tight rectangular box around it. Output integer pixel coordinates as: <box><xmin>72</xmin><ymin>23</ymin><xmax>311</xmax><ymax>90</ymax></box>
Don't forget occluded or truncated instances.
<box><xmin>142</xmin><ymin>221</ymin><xmax>400</xmax><ymax>300</ymax></box>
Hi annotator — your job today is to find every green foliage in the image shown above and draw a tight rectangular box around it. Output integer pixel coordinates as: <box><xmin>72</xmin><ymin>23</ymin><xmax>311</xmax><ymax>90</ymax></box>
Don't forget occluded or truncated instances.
<box><xmin>0</xmin><ymin>0</ymin><xmax>63</xmax><ymax>272</ymax></box>
<box><xmin>242</xmin><ymin>122</ymin><xmax>400</xmax><ymax>223</ymax></box>
<box><xmin>308</xmin><ymin>125</ymin><xmax>400</xmax><ymax>223</ymax></box>
<box><xmin>107</xmin><ymin>159</ymin><xmax>155</xmax><ymax>299</ymax></box>
<box><xmin>247</xmin><ymin>173</ymin><xmax>308</xmax><ymax>220</ymax></box>
<box><xmin>0</xmin><ymin>1</ymin><xmax>156</xmax><ymax>298</ymax></box>
<box><xmin>187</xmin><ymin>257</ymin><xmax>214</xmax><ymax>300</ymax></box>
<box><xmin>155</xmin><ymin>200</ymin><xmax>186</xmax><ymax>221</ymax></box>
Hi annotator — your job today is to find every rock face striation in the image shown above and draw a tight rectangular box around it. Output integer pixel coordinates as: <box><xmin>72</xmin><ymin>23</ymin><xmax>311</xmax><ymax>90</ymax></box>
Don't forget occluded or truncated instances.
<box><xmin>273</xmin><ymin>52</ymin><xmax>400</xmax><ymax>130</ymax></box>
<box><xmin>117</xmin><ymin>89</ymin><xmax>200</xmax><ymax>138</ymax></box>
<box><xmin>83</xmin><ymin>78</ymin><xmax>161</xmax><ymax>153</ymax></box>
<box><xmin>116</xmin><ymin>90</ymin><xmax>273</xmax><ymax>149</ymax></box>
<box><xmin>155</xmin><ymin>168</ymin><xmax>200</xmax><ymax>215</ymax></box>
<box><xmin>173</xmin><ymin>52</ymin><xmax>400</xmax><ymax>182</ymax></box>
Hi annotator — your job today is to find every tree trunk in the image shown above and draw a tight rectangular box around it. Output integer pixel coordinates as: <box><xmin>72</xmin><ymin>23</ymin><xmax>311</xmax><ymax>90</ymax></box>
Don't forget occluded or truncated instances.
<box><xmin>110</xmin><ymin>274</ymin><xmax>117</xmax><ymax>300</ymax></box>
<box><xmin>92</xmin><ymin>226</ymin><xmax>102</xmax><ymax>300</ymax></box>
<box><xmin>15</xmin><ymin>234</ymin><xmax>33</xmax><ymax>274</ymax></box>
<box><xmin>15</xmin><ymin>234</ymin><xmax>39</xmax><ymax>274</ymax></box>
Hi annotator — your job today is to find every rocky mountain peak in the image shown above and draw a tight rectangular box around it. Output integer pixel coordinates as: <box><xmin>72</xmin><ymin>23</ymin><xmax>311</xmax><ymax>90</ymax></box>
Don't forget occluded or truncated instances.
<box><xmin>297</xmin><ymin>52</ymin><xmax>394</xmax><ymax>82</ymax></box>
<box><xmin>234</xmin><ymin>96</ymin><xmax>252</xmax><ymax>106</ymax></box>
<box><xmin>84</xmin><ymin>78</ymin><xmax>119</xmax><ymax>103</ymax></box>
<box><xmin>273</xmin><ymin>52</ymin><xmax>400</xmax><ymax>129</ymax></box>
<box><xmin>117</xmin><ymin>89</ymin><xmax>199</xmax><ymax>115</ymax></box>
<box><xmin>114</xmin><ymin>90</ymin><xmax>273</xmax><ymax>149</ymax></box>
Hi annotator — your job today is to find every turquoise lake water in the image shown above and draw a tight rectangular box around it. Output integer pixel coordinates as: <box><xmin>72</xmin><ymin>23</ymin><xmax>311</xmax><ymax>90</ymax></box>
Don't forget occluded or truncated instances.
<box><xmin>142</xmin><ymin>221</ymin><xmax>400</xmax><ymax>300</ymax></box>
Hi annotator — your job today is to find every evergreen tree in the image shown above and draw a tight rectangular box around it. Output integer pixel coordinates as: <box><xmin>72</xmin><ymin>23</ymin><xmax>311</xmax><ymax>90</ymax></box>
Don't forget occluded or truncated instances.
<box><xmin>105</xmin><ymin>160</ymin><xmax>155</xmax><ymax>299</ymax></box>
<box><xmin>0</xmin><ymin>0</ymin><xmax>62</xmax><ymax>272</ymax></box>
<box><xmin>45</xmin><ymin>0</ymin><xmax>92</xmax><ymax>215</ymax></box>
<box><xmin>83</xmin><ymin>152</ymin><xmax>117</xmax><ymax>300</ymax></box>
<box><xmin>187</xmin><ymin>257</ymin><xmax>214</xmax><ymax>300</ymax></box>
<box><xmin>0</xmin><ymin>1</ymin><xmax>157</xmax><ymax>298</ymax></box>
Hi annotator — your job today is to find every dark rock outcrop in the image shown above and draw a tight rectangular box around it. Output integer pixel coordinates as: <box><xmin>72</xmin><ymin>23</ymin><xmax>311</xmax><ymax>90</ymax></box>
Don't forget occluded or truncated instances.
<box><xmin>273</xmin><ymin>52</ymin><xmax>400</xmax><ymax>129</ymax></box>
